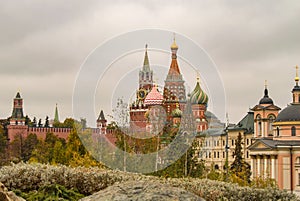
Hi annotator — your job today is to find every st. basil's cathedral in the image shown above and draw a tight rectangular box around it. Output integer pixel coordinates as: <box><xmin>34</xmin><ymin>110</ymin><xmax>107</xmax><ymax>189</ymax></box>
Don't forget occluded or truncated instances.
<box><xmin>129</xmin><ymin>38</ymin><xmax>209</xmax><ymax>134</ymax></box>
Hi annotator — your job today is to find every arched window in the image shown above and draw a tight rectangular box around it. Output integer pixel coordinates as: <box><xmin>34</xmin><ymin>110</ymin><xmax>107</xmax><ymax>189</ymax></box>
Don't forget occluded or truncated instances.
<box><xmin>257</xmin><ymin>115</ymin><xmax>262</xmax><ymax>136</ymax></box>
<box><xmin>268</xmin><ymin>114</ymin><xmax>275</xmax><ymax>136</ymax></box>
<box><xmin>277</xmin><ymin>127</ymin><xmax>280</xmax><ymax>136</ymax></box>
<box><xmin>292</xmin><ymin>126</ymin><xmax>296</xmax><ymax>136</ymax></box>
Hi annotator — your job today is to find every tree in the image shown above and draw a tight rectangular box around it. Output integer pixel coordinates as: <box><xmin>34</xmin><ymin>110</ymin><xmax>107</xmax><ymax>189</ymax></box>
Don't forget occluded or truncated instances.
<box><xmin>25</xmin><ymin>115</ymin><xmax>32</xmax><ymax>126</ymax></box>
<box><xmin>62</xmin><ymin>118</ymin><xmax>75</xmax><ymax>128</ymax></box>
<box><xmin>22</xmin><ymin>133</ymin><xmax>39</xmax><ymax>161</ymax></box>
<box><xmin>230</xmin><ymin>132</ymin><xmax>251</xmax><ymax>185</ymax></box>
<box><xmin>44</xmin><ymin>116</ymin><xmax>49</xmax><ymax>127</ymax></box>
<box><xmin>9</xmin><ymin>133</ymin><xmax>24</xmax><ymax>162</ymax></box>
<box><xmin>38</xmin><ymin>119</ymin><xmax>42</xmax><ymax>127</ymax></box>
<box><xmin>0</xmin><ymin>125</ymin><xmax>8</xmax><ymax>165</ymax></box>
<box><xmin>32</xmin><ymin>117</ymin><xmax>37</xmax><ymax>127</ymax></box>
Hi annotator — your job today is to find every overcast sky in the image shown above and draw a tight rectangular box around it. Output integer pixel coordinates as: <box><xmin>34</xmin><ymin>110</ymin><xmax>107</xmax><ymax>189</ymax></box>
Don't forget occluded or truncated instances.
<box><xmin>1</xmin><ymin>0</ymin><xmax>300</xmax><ymax>126</ymax></box>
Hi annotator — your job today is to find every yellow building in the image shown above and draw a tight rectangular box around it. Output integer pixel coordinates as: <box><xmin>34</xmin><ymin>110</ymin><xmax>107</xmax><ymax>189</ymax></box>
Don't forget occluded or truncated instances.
<box><xmin>199</xmin><ymin>111</ymin><xmax>253</xmax><ymax>170</ymax></box>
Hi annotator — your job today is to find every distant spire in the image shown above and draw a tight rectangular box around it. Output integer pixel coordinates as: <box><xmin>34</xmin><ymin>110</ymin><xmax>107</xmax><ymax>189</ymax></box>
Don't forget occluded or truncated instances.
<box><xmin>143</xmin><ymin>44</ymin><xmax>150</xmax><ymax>71</ymax></box>
<box><xmin>16</xmin><ymin>91</ymin><xmax>21</xmax><ymax>98</ymax></box>
<box><xmin>54</xmin><ymin>103</ymin><xmax>59</xmax><ymax>123</ymax></box>
<box><xmin>98</xmin><ymin>110</ymin><xmax>106</xmax><ymax>121</ymax></box>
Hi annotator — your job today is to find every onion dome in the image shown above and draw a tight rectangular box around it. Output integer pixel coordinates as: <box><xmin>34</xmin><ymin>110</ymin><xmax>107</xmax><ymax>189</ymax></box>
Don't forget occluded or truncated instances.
<box><xmin>259</xmin><ymin>89</ymin><xmax>273</xmax><ymax>105</ymax></box>
<box><xmin>275</xmin><ymin>104</ymin><xmax>300</xmax><ymax>122</ymax></box>
<box><xmin>144</xmin><ymin>85</ymin><xmax>163</xmax><ymax>106</ymax></box>
<box><xmin>258</xmin><ymin>80</ymin><xmax>273</xmax><ymax>105</ymax></box>
<box><xmin>171</xmin><ymin>104</ymin><xmax>182</xmax><ymax>117</ymax></box>
<box><xmin>190</xmin><ymin>79</ymin><xmax>208</xmax><ymax>105</ymax></box>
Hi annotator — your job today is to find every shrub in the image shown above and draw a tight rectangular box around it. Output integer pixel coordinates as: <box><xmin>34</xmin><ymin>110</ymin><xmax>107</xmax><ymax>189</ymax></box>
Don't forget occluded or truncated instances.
<box><xmin>0</xmin><ymin>162</ymin><xmax>298</xmax><ymax>201</ymax></box>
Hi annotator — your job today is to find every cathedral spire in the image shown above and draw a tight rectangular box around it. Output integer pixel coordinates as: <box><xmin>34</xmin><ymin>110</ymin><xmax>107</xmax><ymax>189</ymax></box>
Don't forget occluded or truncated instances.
<box><xmin>54</xmin><ymin>103</ymin><xmax>59</xmax><ymax>123</ymax></box>
<box><xmin>143</xmin><ymin>44</ymin><xmax>150</xmax><ymax>71</ymax></box>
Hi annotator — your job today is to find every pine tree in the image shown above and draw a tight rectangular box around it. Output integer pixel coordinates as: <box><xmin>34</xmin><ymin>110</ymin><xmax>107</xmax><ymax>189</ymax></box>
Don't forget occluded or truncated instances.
<box><xmin>230</xmin><ymin>132</ymin><xmax>251</xmax><ymax>185</ymax></box>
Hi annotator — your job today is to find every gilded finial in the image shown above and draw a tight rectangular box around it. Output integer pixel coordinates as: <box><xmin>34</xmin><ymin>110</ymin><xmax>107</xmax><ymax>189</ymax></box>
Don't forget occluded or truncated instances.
<box><xmin>295</xmin><ymin>65</ymin><xmax>299</xmax><ymax>84</ymax></box>
<box><xmin>171</xmin><ymin>32</ymin><xmax>178</xmax><ymax>49</ymax></box>
<box><xmin>145</xmin><ymin>44</ymin><xmax>148</xmax><ymax>50</ymax></box>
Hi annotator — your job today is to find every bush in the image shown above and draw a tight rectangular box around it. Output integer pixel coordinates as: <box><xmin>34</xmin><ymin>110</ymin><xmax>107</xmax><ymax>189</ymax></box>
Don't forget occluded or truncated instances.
<box><xmin>14</xmin><ymin>184</ymin><xmax>84</xmax><ymax>201</ymax></box>
<box><xmin>0</xmin><ymin>163</ymin><xmax>298</xmax><ymax>201</ymax></box>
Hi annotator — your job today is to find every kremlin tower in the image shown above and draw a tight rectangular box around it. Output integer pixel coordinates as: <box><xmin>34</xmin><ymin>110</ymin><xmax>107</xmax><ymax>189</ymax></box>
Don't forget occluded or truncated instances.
<box><xmin>129</xmin><ymin>45</ymin><xmax>154</xmax><ymax>131</ymax></box>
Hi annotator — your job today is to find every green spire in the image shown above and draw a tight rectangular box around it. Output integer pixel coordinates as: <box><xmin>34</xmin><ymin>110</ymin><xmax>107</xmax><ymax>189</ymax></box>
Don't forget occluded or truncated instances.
<box><xmin>54</xmin><ymin>103</ymin><xmax>59</xmax><ymax>123</ymax></box>
<box><xmin>143</xmin><ymin>44</ymin><xmax>150</xmax><ymax>71</ymax></box>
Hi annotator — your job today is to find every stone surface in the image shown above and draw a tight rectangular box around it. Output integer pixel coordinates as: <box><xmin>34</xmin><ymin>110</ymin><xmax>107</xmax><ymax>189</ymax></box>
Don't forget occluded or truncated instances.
<box><xmin>80</xmin><ymin>180</ymin><xmax>204</xmax><ymax>201</ymax></box>
<box><xmin>0</xmin><ymin>182</ymin><xmax>26</xmax><ymax>201</ymax></box>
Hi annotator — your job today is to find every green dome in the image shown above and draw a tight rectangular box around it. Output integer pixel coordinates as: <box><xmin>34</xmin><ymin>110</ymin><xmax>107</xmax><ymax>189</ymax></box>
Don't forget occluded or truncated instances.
<box><xmin>190</xmin><ymin>81</ymin><xmax>208</xmax><ymax>105</ymax></box>
<box><xmin>171</xmin><ymin>107</ymin><xmax>182</xmax><ymax>117</ymax></box>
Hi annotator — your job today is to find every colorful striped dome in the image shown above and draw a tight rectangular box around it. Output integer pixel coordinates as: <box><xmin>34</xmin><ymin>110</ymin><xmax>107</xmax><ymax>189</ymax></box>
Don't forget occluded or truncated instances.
<box><xmin>144</xmin><ymin>85</ymin><xmax>163</xmax><ymax>106</ymax></box>
<box><xmin>190</xmin><ymin>81</ymin><xmax>208</xmax><ymax>105</ymax></box>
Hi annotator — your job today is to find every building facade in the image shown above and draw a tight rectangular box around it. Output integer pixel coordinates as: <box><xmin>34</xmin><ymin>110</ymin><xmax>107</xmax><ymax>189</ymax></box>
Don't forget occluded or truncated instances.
<box><xmin>249</xmin><ymin>67</ymin><xmax>300</xmax><ymax>192</ymax></box>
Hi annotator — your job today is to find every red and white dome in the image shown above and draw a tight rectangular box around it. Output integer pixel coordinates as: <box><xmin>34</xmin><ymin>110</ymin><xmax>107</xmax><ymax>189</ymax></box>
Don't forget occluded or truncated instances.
<box><xmin>144</xmin><ymin>85</ymin><xmax>163</xmax><ymax>106</ymax></box>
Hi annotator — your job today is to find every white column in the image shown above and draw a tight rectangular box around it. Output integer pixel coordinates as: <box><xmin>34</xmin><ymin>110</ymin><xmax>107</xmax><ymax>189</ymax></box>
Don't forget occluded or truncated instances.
<box><xmin>251</xmin><ymin>157</ymin><xmax>254</xmax><ymax>179</ymax></box>
<box><xmin>257</xmin><ymin>157</ymin><xmax>261</xmax><ymax>176</ymax></box>
<box><xmin>271</xmin><ymin>156</ymin><xmax>276</xmax><ymax>179</ymax></box>
<box><xmin>262</xmin><ymin>121</ymin><xmax>265</xmax><ymax>137</ymax></box>
<box><xmin>264</xmin><ymin>156</ymin><xmax>268</xmax><ymax>176</ymax></box>
<box><xmin>254</xmin><ymin>123</ymin><xmax>257</xmax><ymax>138</ymax></box>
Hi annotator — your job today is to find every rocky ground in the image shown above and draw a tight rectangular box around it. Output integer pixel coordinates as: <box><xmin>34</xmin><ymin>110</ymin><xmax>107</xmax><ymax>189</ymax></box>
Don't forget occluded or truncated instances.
<box><xmin>0</xmin><ymin>182</ymin><xmax>25</xmax><ymax>201</ymax></box>
<box><xmin>80</xmin><ymin>180</ymin><xmax>204</xmax><ymax>201</ymax></box>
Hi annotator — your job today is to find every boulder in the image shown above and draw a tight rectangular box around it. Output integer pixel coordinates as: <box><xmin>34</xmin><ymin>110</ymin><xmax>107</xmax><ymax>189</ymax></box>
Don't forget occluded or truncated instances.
<box><xmin>80</xmin><ymin>180</ymin><xmax>204</xmax><ymax>201</ymax></box>
<box><xmin>0</xmin><ymin>182</ymin><xmax>26</xmax><ymax>201</ymax></box>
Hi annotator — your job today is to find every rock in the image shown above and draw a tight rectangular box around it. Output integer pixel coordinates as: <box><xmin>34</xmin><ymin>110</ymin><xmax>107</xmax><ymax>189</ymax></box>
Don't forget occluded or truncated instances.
<box><xmin>0</xmin><ymin>182</ymin><xmax>26</xmax><ymax>201</ymax></box>
<box><xmin>80</xmin><ymin>180</ymin><xmax>204</xmax><ymax>201</ymax></box>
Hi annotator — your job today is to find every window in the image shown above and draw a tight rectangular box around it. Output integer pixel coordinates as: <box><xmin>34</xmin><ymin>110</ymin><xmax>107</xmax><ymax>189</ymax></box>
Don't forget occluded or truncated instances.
<box><xmin>268</xmin><ymin>115</ymin><xmax>275</xmax><ymax>135</ymax></box>
<box><xmin>217</xmin><ymin>152</ymin><xmax>220</xmax><ymax>158</ymax></box>
<box><xmin>246</xmin><ymin>138</ymin><xmax>249</xmax><ymax>145</ymax></box>
<box><xmin>292</xmin><ymin>126</ymin><xmax>296</xmax><ymax>136</ymax></box>
<box><xmin>223</xmin><ymin>140</ymin><xmax>225</xmax><ymax>146</ymax></box>
<box><xmin>232</xmin><ymin>139</ymin><xmax>234</xmax><ymax>146</ymax></box>
<box><xmin>246</xmin><ymin>151</ymin><xmax>249</xmax><ymax>158</ymax></box>
<box><xmin>223</xmin><ymin>152</ymin><xmax>225</xmax><ymax>158</ymax></box>
<box><xmin>277</xmin><ymin>127</ymin><xmax>280</xmax><ymax>136</ymax></box>
<box><xmin>298</xmin><ymin>173</ymin><xmax>300</xmax><ymax>186</ymax></box>
<box><xmin>257</xmin><ymin>114</ymin><xmax>262</xmax><ymax>136</ymax></box>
